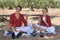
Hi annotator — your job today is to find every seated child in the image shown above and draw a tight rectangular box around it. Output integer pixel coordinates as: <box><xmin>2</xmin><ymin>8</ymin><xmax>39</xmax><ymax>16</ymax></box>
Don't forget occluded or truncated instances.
<box><xmin>32</xmin><ymin>8</ymin><xmax>55</xmax><ymax>38</ymax></box>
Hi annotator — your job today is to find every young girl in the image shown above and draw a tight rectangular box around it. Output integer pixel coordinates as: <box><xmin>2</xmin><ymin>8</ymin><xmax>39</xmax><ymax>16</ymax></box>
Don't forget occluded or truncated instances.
<box><xmin>4</xmin><ymin>6</ymin><xmax>32</xmax><ymax>39</ymax></box>
<box><xmin>32</xmin><ymin>8</ymin><xmax>55</xmax><ymax>38</ymax></box>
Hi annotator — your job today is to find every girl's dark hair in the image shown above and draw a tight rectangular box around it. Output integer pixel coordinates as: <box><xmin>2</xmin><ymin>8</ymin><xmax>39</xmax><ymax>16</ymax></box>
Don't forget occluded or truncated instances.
<box><xmin>15</xmin><ymin>5</ymin><xmax>22</xmax><ymax>11</ymax></box>
<box><xmin>43</xmin><ymin>8</ymin><xmax>48</xmax><ymax>12</ymax></box>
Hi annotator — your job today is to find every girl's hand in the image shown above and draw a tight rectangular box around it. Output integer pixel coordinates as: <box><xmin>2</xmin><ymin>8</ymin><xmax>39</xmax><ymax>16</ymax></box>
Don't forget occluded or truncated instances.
<box><xmin>42</xmin><ymin>16</ymin><xmax>49</xmax><ymax>26</ymax></box>
<box><xmin>13</xmin><ymin>27</ymin><xmax>18</xmax><ymax>32</ymax></box>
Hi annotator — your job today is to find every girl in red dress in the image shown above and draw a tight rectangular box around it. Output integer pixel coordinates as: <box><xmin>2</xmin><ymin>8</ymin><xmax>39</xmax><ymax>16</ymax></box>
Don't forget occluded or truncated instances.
<box><xmin>4</xmin><ymin>6</ymin><xmax>32</xmax><ymax>39</ymax></box>
<box><xmin>32</xmin><ymin>8</ymin><xmax>55</xmax><ymax>38</ymax></box>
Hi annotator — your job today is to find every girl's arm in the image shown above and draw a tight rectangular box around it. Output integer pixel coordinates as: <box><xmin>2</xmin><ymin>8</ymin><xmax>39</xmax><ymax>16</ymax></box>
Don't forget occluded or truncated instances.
<box><xmin>43</xmin><ymin>16</ymin><xmax>51</xmax><ymax>27</ymax></box>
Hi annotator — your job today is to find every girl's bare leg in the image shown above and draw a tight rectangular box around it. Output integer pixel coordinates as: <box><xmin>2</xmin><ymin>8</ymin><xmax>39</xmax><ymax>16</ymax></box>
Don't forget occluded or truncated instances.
<box><xmin>32</xmin><ymin>24</ymin><xmax>46</xmax><ymax>32</ymax></box>
<box><xmin>5</xmin><ymin>27</ymin><xmax>13</xmax><ymax>33</ymax></box>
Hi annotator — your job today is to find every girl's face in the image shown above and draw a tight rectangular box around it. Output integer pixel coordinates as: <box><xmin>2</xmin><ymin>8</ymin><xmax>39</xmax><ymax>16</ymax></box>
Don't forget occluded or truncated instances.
<box><xmin>42</xmin><ymin>9</ymin><xmax>48</xmax><ymax>16</ymax></box>
<box><xmin>16</xmin><ymin>7</ymin><xmax>21</xmax><ymax>13</ymax></box>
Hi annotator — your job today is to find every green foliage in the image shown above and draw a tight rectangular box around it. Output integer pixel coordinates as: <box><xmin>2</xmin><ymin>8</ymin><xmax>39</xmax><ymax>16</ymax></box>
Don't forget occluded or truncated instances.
<box><xmin>0</xmin><ymin>0</ymin><xmax>60</xmax><ymax>9</ymax></box>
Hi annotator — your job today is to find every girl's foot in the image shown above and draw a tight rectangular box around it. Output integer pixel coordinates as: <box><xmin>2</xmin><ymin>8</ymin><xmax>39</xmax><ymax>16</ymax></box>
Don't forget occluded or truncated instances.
<box><xmin>40</xmin><ymin>32</ymin><xmax>44</xmax><ymax>37</ymax></box>
<box><xmin>16</xmin><ymin>32</ymin><xmax>27</xmax><ymax>38</ymax></box>
<box><xmin>11</xmin><ymin>32</ymin><xmax>16</xmax><ymax>39</ymax></box>
<box><xmin>31</xmin><ymin>30</ymin><xmax>36</xmax><ymax>37</ymax></box>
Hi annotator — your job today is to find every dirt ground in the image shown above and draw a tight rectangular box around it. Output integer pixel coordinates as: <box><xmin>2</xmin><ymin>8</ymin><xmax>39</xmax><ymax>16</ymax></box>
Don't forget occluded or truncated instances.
<box><xmin>0</xmin><ymin>25</ymin><xmax>60</xmax><ymax>40</ymax></box>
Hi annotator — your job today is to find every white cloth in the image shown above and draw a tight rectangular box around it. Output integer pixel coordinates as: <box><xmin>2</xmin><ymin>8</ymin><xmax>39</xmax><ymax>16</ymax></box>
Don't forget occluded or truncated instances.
<box><xmin>12</xmin><ymin>23</ymin><xmax>33</xmax><ymax>36</ymax></box>
<box><xmin>4</xmin><ymin>23</ymin><xmax>33</xmax><ymax>36</ymax></box>
<box><xmin>4</xmin><ymin>23</ymin><xmax>55</xmax><ymax>36</ymax></box>
<box><xmin>36</xmin><ymin>24</ymin><xmax>55</xmax><ymax>34</ymax></box>
<box><xmin>46</xmin><ymin>26</ymin><xmax>55</xmax><ymax>34</ymax></box>
<box><xmin>4</xmin><ymin>30</ymin><xmax>10</xmax><ymax>36</ymax></box>
<box><xmin>42</xmin><ymin>16</ymin><xmax>46</xmax><ymax>22</ymax></box>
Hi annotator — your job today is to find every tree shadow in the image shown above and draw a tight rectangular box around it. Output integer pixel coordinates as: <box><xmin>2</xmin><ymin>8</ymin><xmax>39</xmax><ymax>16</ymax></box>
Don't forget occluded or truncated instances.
<box><xmin>30</xmin><ymin>15</ymin><xmax>60</xmax><ymax>20</ymax></box>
